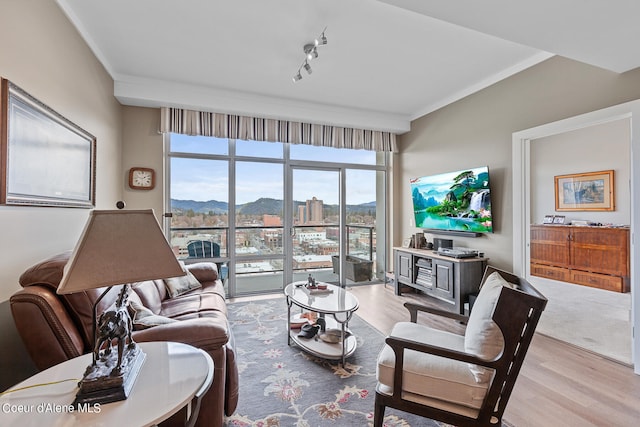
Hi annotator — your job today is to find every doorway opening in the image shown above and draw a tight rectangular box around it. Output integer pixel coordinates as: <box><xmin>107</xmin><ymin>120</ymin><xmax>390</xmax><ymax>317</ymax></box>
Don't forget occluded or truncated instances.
<box><xmin>512</xmin><ymin>103</ymin><xmax>639</xmax><ymax>372</ymax></box>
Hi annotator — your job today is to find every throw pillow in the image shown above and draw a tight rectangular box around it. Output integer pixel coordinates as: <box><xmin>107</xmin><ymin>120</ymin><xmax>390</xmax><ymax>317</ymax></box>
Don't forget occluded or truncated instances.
<box><xmin>464</xmin><ymin>271</ymin><xmax>517</xmax><ymax>383</ymax></box>
<box><xmin>129</xmin><ymin>299</ymin><xmax>177</xmax><ymax>330</ymax></box>
<box><xmin>164</xmin><ymin>268</ymin><xmax>202</xmax><ymax>298</ymax></box>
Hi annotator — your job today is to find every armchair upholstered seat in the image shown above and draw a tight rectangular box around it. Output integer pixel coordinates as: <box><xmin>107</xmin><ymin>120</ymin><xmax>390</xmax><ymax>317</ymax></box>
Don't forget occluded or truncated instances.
<box><xmin>374</xmin><ymin>267</ymin><xmax>547</xmax><ymax>427</ymax></box>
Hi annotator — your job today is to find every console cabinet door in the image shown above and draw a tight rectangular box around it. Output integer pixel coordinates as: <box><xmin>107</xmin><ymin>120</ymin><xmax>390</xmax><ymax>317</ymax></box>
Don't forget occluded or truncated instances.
<box><xmin>570</xmin><ymin>227</ymin><xmax>629</xmax><ymax>277</ymax></box>
<box><xmin>530</xmin><ymin>225</ymin><xmax>570</xmax><ymax>268</ymax></box>
<box><xmin>433</xmin><ymin>259</ymin><xmax>454</xmax><ymax>300</ymax></box>
<box><xmin>396</xmin><ymin>251</ymin><xmax>412</xmax><ymax>285</ymax></box>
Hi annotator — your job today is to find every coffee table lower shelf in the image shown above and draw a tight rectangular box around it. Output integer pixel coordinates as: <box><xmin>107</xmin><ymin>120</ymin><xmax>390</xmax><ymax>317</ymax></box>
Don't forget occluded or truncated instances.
<box><xmin>288</xmin><ymin>329</ymin><xmax>357</xmax><ymax>361</ymax></box>
<box><xmin>284</xmin><ymin>282</ymin><xmax>360</xmax><ymax>366</ymax></box>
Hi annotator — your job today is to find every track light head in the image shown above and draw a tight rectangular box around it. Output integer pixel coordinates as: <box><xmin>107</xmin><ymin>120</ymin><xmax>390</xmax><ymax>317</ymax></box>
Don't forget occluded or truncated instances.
<box><xmin>315</xmin><ymin>26</ymin><xmax>328</xmax><ymax>46</ymax></box>
<box><xmin>316</xmin><ymin>33</ymin><xmax>327</xmax><ymax>46</ymax></box>
<box><xmin>303</xmin><ymin>61</ymin><xmax>312</xmax><ymax>74</ymax></box>
<box><xmin>293</xmin><ymin>71</ymin><xmax>302</xmax><ymax>82</ymax></box>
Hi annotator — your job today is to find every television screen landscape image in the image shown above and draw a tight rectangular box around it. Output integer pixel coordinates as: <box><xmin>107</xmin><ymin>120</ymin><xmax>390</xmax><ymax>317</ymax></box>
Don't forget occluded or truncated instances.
<box><xmin>410</xmin><ymin>166</ymin><xmax>493</xmax><ymax>234</ymax></box>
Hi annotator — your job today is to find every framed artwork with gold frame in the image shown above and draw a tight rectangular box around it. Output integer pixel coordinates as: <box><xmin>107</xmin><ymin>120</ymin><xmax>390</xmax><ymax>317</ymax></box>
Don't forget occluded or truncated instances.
<box><xmin>554</xmin><ymin>170</ymin><xmax>614</xmax><ymax>211</ymax></box>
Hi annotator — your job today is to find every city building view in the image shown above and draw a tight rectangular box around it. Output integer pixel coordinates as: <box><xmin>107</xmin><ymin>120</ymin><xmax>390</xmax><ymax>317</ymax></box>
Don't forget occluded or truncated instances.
<box><xmin>168</xmin><ymin>195</ymin><xmax>377</xmax><ymax>288</ymax></box>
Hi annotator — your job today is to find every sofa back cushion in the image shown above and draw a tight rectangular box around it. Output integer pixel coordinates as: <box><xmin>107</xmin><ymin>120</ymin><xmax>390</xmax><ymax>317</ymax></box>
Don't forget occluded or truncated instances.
<box><xmin>19</xmin><ymin>251</ymin><xmax>71</xmax><ymax>289</ymax></box>
<box><xmin>130</xmin><ymin>280</ymin><xmax>167</xmax><ymax>313</ymax></box>
<box><xmin>127</xmin><ymin>295</ymin><xmax>177</xmax><ymax>330</ymax></box>
<box><xmin>19</xmin><ymin>252</ymin><xmax>121</xmax><ymax>347</ymax></box>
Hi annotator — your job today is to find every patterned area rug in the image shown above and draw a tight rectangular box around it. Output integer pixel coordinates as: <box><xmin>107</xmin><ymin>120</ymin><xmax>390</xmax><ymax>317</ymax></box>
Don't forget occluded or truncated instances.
<box><xmin>224</xmin><ymin>298</ymin><xmax>457</xmax><ymax>427</ymax></box>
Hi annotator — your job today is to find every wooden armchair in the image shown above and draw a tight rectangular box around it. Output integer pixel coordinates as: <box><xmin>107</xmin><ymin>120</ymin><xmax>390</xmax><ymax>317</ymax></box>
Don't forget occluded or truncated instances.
<box><xmin>374</xmin><ymin>267</ymin><xmax>547</xmax><ymax>427</ymax></box>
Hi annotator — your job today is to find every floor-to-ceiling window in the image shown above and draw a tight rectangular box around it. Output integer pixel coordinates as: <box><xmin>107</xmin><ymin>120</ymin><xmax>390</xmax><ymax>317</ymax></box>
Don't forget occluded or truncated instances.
<box><xmin>166</xmin><ymin>134</ymin><xmax>388</xmax><ymax>297</ymax></box>
<box><xmin>234</xmin><ymin>141</ymin><xmax>285</xmax><ymax>294</ymax></box>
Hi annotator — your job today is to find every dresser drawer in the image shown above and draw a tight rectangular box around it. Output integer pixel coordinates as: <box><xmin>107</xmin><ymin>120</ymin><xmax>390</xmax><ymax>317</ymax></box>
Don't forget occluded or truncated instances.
<box><xmin>530</xmin><ymin>263</ymin><xmax>570</xmax><ymax>282</ymax></box>
<box><xmin>570</xmin><ymin>270</ymin><xmax>625</xmax><ymax>292</ymax></box>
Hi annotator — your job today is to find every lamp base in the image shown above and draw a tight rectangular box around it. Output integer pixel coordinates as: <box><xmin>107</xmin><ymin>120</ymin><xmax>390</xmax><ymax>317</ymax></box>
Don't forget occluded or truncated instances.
<box><xmin>73</xmin><ymin>344</ymin><xmax>146</xmax><ymax>407</ymax></box>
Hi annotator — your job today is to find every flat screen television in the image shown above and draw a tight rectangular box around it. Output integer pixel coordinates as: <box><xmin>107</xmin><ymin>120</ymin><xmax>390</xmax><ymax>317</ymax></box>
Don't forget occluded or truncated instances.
<box><xmin>410</xmin><ymin>166</ymin><xmax>493</xmax><ymax>234</ymax></box>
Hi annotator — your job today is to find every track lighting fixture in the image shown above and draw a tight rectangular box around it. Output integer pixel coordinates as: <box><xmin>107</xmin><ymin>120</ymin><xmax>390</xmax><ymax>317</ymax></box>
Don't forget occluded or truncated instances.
<box><xmin>292</xmin><ymin>27</ymin><xmax>327</xmax><ymax>83</ymax></box>
<box><xmin>305</xmin><ymin>44</ymin><xmax>318</xmax><ymax>60</ymax></box>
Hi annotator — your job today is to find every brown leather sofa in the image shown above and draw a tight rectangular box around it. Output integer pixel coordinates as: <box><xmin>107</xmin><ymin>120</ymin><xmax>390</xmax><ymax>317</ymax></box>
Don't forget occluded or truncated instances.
<box><xmin>10</xmin><ymin>251</ymin><xmax>238</xmax><ymax>427</ymax></box>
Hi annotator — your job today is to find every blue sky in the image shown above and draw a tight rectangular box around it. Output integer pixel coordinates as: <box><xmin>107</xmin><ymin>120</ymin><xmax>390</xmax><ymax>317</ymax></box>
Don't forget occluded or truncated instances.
<box><xmin>169</xmin><ymin>134</ymin><xmax>378</xmax><ymax>205</ymax></box>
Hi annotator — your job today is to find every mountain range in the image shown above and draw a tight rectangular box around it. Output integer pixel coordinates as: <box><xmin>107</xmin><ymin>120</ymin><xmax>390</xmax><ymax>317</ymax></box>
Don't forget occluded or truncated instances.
<box><xmin>171</xmin><ymin>198</ymin><xmax>376</xmax><ymax>215</ymax></box>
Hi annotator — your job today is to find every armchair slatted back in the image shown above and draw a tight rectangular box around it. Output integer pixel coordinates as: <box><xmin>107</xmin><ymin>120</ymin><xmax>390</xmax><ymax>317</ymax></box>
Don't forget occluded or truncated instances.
<box><xmin>477</xmin><ymin>267</ymin><xmax>547</xmax><ymax>425</ymax></box>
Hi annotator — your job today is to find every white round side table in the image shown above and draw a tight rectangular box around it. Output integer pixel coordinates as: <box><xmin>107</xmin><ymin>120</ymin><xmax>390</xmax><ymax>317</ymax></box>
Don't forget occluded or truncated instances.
<box><xmin>0</xmin><ymin>341</ymin><xmax>213</xmax><ymax>427</ymax></box>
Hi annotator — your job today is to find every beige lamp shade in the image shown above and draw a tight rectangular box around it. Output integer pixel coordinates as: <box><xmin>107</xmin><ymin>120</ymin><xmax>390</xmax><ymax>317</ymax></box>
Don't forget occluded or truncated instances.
<box><xmin>58</xmin><ymin>209</ymin><xmax>185</xmax><ymax>294</ymax></box>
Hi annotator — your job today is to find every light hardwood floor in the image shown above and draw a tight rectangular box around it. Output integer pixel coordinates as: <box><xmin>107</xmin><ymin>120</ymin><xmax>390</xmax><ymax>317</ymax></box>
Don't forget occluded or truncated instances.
<box><xmin>351</xmin><ymin>284</ymin><xmax>640</xmax><ymax>427</ymax></box>
<box><xmin>232</xmin><ymin>283</ymin><xmax>640</xmax><ymax>426</ymax></box>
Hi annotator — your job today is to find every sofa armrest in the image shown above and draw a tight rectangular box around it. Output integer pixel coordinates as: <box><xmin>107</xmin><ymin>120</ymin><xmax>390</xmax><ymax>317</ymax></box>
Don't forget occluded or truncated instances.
<box><xmin>132</xmin><ymin>314</ymin><xmax>230</xmax><ymax>351</ymax></box>
<box><xmin>187</xmin><ymin>262</ymin><xmax>219</xmax><ymax>283</ymax></box>
<box><xmin>10</xmin><ymin>286</ymin><xmax>85</xmax><ymax>370</ymax></box>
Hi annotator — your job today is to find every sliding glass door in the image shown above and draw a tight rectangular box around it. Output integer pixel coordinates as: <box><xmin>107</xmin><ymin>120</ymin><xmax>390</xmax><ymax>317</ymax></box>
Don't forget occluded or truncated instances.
<box><xmin>288</xmin><ymin>167</ymin><xmax>341</xmax><ymax>285</ymax></box>
<box><xmin>345</xmin><ymin>169</ymin><xmax>382</xmax><ymax>284</ymax></box>
<box><xmin>287</xmin><ymin>166</ymin><xmax>383</xmax><ymax>287</ymax></box>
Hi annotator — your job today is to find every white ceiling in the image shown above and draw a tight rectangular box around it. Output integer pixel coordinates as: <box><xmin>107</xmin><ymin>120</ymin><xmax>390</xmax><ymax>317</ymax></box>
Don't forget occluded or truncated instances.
<box><xmin>56</xmin><ymin>0</ymin><xmax>640</xmax><ymax>134</ymax></box>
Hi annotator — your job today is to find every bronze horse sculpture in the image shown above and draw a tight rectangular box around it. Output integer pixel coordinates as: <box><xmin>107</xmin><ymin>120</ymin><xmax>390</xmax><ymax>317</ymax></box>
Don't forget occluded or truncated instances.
<box><xmin>93</xmin><ymin>285</ymin><xmax>135</xmax><ymax>376</ymax></box>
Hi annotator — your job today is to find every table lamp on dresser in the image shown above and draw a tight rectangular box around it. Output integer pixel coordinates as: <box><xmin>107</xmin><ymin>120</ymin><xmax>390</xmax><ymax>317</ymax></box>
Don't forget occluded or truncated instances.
<box><xmin>56</xmin><ymin>209</ymin><xmax>185</xmax><ymax>407</ymax></box>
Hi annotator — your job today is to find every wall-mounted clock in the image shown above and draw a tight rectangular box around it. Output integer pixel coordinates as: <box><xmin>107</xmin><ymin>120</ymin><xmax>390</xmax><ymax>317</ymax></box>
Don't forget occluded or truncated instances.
<box><xmin>128</xmin><ymin>167</ymin><xmax>155</xmax><ymax>190</ymax></box>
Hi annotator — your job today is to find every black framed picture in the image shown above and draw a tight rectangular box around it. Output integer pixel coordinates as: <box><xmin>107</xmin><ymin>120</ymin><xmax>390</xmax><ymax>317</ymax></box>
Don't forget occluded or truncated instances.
<box><xmin>1</xmin><ymin>78</ymin><xmax>96</xmax><ymax>208</ymax></box>
<box><xmin>543</xmin><ymin>215</ymin><xmax>555</xmax><ymax>224</ymax></box>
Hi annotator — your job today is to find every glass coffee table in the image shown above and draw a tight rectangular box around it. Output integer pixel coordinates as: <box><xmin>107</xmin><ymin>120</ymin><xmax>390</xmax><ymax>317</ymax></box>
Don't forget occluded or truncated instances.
<box><xmin>284</xmin><ymin>281</ymin><xmax>359</xmax><ymax>366</ymax></box>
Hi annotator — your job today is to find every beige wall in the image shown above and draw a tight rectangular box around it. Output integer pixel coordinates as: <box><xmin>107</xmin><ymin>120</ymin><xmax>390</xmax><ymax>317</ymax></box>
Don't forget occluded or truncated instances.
<box><xmin>531</xmin><ymin>119</ymin><xmax>630</xmax><ymax>226</ymax></box>
<box><xmin>0</xmin><ymin>0</ymin><xmax>122</xmax><ymax>300</ymax></box>
<box><xmin>397</xmin><ymin>56</ymin><xmax>640</xmax><ymax>271</ymax></box>
<box><xmin>121</xmin><ymin>106</ymin><xmax>165</xmax><ymax>219</ymax></box>
<box><xmin>0</xmin><ymin>0</ymin><xmax>123</xmax><ymax>389</ymax></box>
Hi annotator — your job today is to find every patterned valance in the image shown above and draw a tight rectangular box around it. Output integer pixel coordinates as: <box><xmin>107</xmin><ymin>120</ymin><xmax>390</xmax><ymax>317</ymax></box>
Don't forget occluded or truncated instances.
<box><xmin>160</xmin><ymin>107</ymin><xmax>397</xmax><ymax>152</ymax></box>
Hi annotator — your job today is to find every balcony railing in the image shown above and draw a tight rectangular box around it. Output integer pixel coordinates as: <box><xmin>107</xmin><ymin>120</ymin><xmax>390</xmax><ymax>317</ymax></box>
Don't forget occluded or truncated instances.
<box><xmin>170</xmin><ymin>224</ymin><xmax>374</xmax><ymax>266</ymax></box>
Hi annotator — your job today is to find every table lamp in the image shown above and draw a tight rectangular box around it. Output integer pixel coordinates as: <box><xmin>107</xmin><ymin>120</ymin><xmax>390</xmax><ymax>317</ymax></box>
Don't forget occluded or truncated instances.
<box><xmin>57</xmin><ymin>209</ymin><xmax>186</xmax><ymax>407</ymax></box>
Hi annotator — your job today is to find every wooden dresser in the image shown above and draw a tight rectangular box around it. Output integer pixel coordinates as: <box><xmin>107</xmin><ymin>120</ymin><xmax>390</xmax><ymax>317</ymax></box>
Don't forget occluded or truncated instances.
<box><xmin>530</xmin><ymin>225</ymin><xmax>630</xmax><ymax>292</ymax></box>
